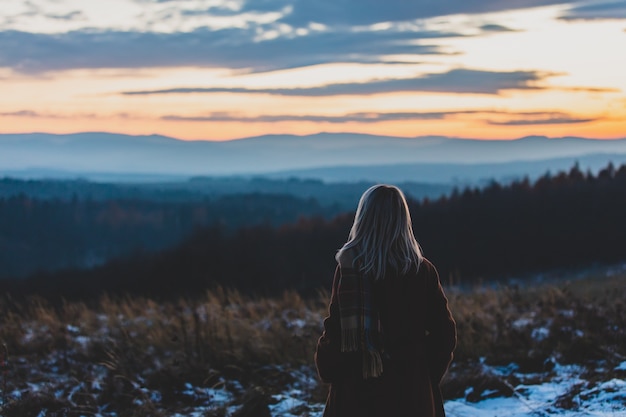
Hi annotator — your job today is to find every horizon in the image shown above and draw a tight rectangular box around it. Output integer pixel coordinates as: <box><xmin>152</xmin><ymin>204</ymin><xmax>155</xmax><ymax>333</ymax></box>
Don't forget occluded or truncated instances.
<box><xmin>3</xmin><ymin>130</ymin><xmax>626</xmax><ymax>143</ymax></box>
<box><xmin>3</xmin><ymin>131</ymin><xmax>626</xmax><ymax>182</ymax></box>
<box><xmin>1</xmin><ymin>1</ymin><xmax>625</xmax><ymax>141</ymax></box>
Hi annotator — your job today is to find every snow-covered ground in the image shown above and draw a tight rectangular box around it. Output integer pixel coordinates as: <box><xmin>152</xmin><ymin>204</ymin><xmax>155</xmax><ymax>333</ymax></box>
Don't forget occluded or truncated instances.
<box><xmin>182</xmin><ymin>360</ymin><xmax>626</xmax><ymax>417</ymax></box>
<box><xmin>445</xmin><ymin>362</ymin><xmax>626</xmax><ymax>417</ymax></box>
<box><xmin>2</xmin><ymin>265</ymin><xmax>625</xmax><ymax>417</ymax></box>
<box><xmin>2</xmin><ymin>360</ymin><xmax>624</xmax><ymax>416</ymax></box>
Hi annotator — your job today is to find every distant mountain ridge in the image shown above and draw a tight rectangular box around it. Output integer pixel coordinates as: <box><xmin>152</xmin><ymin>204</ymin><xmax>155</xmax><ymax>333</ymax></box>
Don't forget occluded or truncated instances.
<box><xmin>268</xmin><ymin>153</ymin><xmax>626</xmax><ymax>184</ymax></box>
<box><xmin>2</xmin><ymin>132</ymin><xmax>626</xmax><ymax>183</ymax></box>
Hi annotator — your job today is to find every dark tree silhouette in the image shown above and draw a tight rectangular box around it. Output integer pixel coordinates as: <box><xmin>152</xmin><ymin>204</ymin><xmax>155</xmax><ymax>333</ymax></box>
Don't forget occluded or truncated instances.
<box><xmin>2</xmin><ymin>162</ymin><xmax>626</xmax><ymax>301</ymax></box>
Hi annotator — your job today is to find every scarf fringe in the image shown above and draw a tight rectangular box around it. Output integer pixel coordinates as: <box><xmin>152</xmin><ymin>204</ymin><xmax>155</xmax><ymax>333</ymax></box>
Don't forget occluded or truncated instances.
<box><xmin>337</xmin><ymin>251</ymin><xmax>384</xmax><ymax>380</ymax></box>
<box><xmin>363</xmin><ymin>349</ymin><xmax>384</xmax><ymax>379</ymax></box>
<box><xmin>341</xmin><ymin>328</ymin><xmax>360</xmax><ymax>352</ymax></box>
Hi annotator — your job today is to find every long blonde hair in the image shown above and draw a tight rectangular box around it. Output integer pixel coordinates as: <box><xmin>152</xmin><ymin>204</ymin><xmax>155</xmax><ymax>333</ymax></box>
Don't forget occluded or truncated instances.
<box><xmin>336</xmin><ymin>184</ymin><xmax>423</xmax><ymax>280</ymax></box>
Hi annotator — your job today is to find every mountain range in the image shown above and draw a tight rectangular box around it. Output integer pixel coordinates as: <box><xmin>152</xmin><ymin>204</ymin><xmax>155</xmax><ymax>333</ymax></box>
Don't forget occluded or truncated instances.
<box><xmin>2</xmin><ymin>132</ymin><xmax>626</xmax><ymax>184</ymax></box>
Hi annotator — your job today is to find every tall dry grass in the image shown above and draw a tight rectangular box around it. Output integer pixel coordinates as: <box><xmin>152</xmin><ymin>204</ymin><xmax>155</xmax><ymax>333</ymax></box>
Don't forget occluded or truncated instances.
<box><xmin>0</xmin><ymin>266</ymin><xmax>625</xmax><ymax>415</ymax></box>
<box><xmin>449</xmin><ymin>269</ymin><xmax>626</xmax><ymax>368</ymax></box>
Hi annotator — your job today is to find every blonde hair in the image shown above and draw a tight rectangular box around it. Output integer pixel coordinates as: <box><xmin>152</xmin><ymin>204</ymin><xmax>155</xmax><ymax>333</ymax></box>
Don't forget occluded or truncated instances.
<box><xmin>336</xmin><ymin>184</ymin><xmax>423</xmax><ymax>280</ymax></box>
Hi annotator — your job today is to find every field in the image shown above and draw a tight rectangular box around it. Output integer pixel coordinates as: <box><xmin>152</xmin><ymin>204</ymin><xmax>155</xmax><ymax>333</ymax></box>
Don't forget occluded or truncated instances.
<box><xmin>1</xmin><ymin>264</ymin><xmax>625</xmax><ymax>417</ymax></box>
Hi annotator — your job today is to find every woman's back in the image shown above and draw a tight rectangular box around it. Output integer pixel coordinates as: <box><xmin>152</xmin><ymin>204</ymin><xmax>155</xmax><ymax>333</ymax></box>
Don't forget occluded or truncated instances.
<box><xmin>374</xmin><ymin>261</ymin><xmax>430</xmax><ymax>359</ymax></box>
<box><xmin>317</xmin><ymin>258</ymin><xmax>456</xmax><ymax>417</ymax></box>
<box><xmin>314</xmin><ymin>184</ymin><xmax>456</xmax><ymax>417</ymax></box>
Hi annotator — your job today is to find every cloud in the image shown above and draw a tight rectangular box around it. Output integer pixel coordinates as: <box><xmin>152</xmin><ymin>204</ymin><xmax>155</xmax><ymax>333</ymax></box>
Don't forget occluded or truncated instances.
<box><xmin>4</xmin><ymin>107</ymin><xmax>595</xmax><ymax>127</ymax></box>
<box><xmin>479</xmin><ymin>24</ymin><xmax>519</xmax><ymax>32</ymax></box>
<box><xmin>486</xmin><ymin>113</ymin><xmax>597</xmax><ymax>125</ymax></box>
<box><xmin>0</xmin><ymin>1</ymin><xmax>582</xmax><ymax>75</ymax></box>
<box><xmin>556</xmin><ymin>86</ymin><xmax>620</xmax><ymax>93</ymax></box>
<box><xmin>180</xmin><ymin>8</ymin><xmax>241</xmax><ymax>17</ymax></box>
<box><xmin>162</xmin><ymin>111</ymin><xmax>466</xmax><ymax>123</ymax></box>
<box><xmin>45</xmin><ymin>11</ymin><xmax>85</xmax><ymax>21</ymax></box>
<box><xmin>0</xmin><ymin>110</ymin><xmax>43</xmax><ymax>117</ymax></box>
<box><xmin>0</xmin><ymin>109</ymin><xmax>109</xmax><ymax>119</ymax></box>
<box><xmin>161</xmin><ymin>109</ymin><xmax>593</xmax><ymax>124</ymax></box>
<box><xmin>240</xmin><ymin>0</ymin><xmax>572</xmax><ymax>26</ymax></box>
<box><xmin>123</xmin><ymin>69</ymin><xmax>547</xmax><ymax>97</ymax></box>
<box><xmin>123</xmin><ymin>69</ymin><xmax>618</xmax><ymax>97</ymax></box>
<box><xmin>560</xmin><ymin>0</ymin><xmax>626</xmax><ymax>20</ymax></box>
<box><xmin>0</xmin><ymin>26</ymin><xmax>456</xmax><ymax>74</ymax></box>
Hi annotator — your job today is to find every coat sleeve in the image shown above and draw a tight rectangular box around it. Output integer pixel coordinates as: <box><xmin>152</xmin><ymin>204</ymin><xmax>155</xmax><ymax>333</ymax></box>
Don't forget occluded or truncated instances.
<box><xmin>314</xmin><ymin>265</ymin><xmax>342</xmax><ymax>383</ymax></box>
<box><xmin>424</xmin><ymin>261</ymin><xmax>457</xmax><ymax>385</ymax></box>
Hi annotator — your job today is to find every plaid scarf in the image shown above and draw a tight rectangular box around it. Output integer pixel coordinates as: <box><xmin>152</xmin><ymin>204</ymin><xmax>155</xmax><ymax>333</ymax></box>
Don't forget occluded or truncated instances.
<box><xmin>337</xmin><ymin>251</ymin><xmax>384</xmax><ymax>379</ymax></box>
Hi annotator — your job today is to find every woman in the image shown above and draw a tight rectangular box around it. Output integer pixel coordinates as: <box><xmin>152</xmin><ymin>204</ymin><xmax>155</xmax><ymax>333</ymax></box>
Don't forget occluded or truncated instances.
<box><xmin>315</xmin><ymin>184</ymin><xmax>456</xmax><ymax>417</ymax></box>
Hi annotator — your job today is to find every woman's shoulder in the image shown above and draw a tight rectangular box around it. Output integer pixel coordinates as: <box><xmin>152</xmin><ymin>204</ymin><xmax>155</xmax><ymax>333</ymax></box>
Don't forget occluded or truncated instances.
<box><xmin>416</xmin><ymin>257</ymin><xmax>439</xmax><ymax>279</ymax></box>
<box><xmin>419</xmin><ymin>257</ymin><xmax>436</xmax><ymax>271</ymax></box>
<box><xmin>336</xmin><ymin>247</ymin><xmax>357</xmax><ymax>269</ymax></box>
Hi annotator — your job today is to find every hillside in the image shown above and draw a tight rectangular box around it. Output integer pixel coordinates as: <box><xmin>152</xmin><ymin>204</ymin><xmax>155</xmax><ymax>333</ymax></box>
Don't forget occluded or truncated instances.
<box><xmin>1</xmin><ymin>265</ymin><xmax>624</xmax><ymax>416</ymax></box>
<box><xmin>3</xmin><ymin>132</ymin><xmax>626</xmax><ymax>183</ymax></box>
<box><xmin>3</xmin><ymin>162</ymin><xmax>625</xmax><ymax>300</ymax></box>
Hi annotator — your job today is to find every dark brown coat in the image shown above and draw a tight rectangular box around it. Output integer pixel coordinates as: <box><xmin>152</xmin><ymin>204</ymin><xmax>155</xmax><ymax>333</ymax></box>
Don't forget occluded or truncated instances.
<box><xmin>315</xmin><ymin>258</ymin><xmax>456</xmax><ymax>417</ymax></box>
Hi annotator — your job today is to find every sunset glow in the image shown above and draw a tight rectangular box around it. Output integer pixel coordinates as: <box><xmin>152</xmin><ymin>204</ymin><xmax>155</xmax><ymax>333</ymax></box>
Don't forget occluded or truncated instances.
<box><xmin>1</xmin><ymin>1</ymin><xmax>625</xmax><ymax>141</ymax></box>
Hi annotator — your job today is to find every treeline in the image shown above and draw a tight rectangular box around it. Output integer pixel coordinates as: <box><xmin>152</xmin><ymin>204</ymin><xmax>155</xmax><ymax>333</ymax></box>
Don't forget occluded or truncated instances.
<box><xmin>2</xmin><ymin>162</ymin><xmax>626</xmax><ymax>301</ymax></box>
<box><xmin>0</xmin><ymin>176</ymin><xmax>451</xmax><ymax>210</ymax></box>
<box><xmin>0</xmin><ymin>177</ymin><xmax>449</xmax><ymax>278</ymax></box>
<box><xmin>0</xmin><ymin>193</ymin><xmax>337</xmax><ymax>279</ymax></box>
<box><xmin>412</xmin><ymin>162</ymin><xmax>626</xmax><ymax>281</ymax></box>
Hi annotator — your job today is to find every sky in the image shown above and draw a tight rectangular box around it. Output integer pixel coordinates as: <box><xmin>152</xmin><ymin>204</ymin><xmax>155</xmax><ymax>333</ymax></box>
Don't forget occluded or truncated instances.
<box><xmin>1</xmin><ymin>0</ymin><xmax>626</xmax><ymax>141</ymax></box>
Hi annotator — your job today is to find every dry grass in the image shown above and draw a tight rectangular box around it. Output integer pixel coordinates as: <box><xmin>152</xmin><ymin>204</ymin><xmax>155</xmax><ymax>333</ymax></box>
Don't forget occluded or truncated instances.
<box><xmin>1</xmin><ymin>265</ymin><xmax>625</xmax><ymax>415</ymax></box>
<box><xmin>0</xmin><ymin>288</ymin><xmax>328</xmax><ymax>416</ymax></box>
<box><xmin>449</xmin><ymin>267</ymin><xmax>626</xmax><ymax>368</ymax></box>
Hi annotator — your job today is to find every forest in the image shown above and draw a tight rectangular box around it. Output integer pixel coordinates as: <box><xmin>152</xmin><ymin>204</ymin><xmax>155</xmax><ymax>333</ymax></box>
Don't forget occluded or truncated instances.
<box><xmin>0</xmin><ymin>192</ymin><xmax>338</xmax><ymax>279</ymax></box>
<box><xmin>0</xmin><ymin>176</ymin><xmax>449</xmax><ymax>279</ymax></box>
<box><xmin>1</xmin><ymin>162</ymin><xmax>625</xmax><ymax>301</ymax></box>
